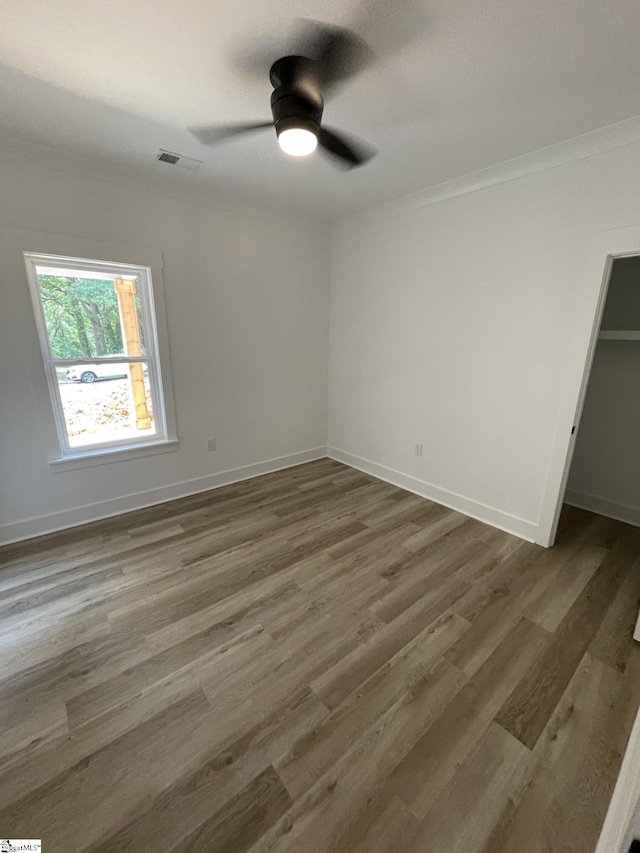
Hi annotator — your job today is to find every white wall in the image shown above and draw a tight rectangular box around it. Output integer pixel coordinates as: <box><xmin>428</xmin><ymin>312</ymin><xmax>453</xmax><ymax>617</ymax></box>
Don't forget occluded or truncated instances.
<box><xmin>566</xmin><ymin>257</ymin><xmax>640</xmax><ymax>525</ymax></box>
<box><xmin>6</xmin><ymin>122</ymin><xmax>640</xmax><ymax>547</ymax></box>
<box><xmin>329</xmin><ymin>133</ymin><xmax>640</xmax><ymax>543</ymax></box>
<box><xmin>0</xmin><ymin>158</ymin><xmax>330</xmax><ymax>543</ymax></box>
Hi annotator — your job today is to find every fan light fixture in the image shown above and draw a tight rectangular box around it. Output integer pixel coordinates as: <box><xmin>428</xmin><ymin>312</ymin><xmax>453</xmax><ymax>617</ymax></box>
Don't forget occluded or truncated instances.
<box><xmin>189</xmin><ymin>49</ymin><xmax>376</xmax><ymax>169</ymax></box>
<box><xmin>278</xmin><ymin>127</ymin><xmax>318</xmax><ymax>157</ymax></box>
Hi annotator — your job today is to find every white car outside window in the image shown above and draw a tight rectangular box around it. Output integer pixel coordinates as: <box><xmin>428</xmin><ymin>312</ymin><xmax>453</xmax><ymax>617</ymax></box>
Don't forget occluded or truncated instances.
<box><xmin>66</xmin><ymin>364</ymin><xmax>129</xmax><ymax>383</ymax></box>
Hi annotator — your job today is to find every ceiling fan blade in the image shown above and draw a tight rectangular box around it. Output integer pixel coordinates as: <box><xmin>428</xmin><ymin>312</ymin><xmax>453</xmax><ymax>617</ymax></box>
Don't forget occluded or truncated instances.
<box><xmin>232</xmin><ymin>39</ymin><xmax>290</xmax><ymax>80</ymax></box>
<box><xmin>297</xmin><ymin>20</ymin><xmax>373</xmax><ymax>93</ymax></box>
<box><xmin>189</xmin><ymin>122</ymin><xmax>273</xmax><ymax>146</ymax></box>
<box><xmin>318</xmin><ymin>127</ymin><xmax>376</xmax><ymax>169</ymax></box>
<box><xmin>232</xmin><ymin>21</ymin><xmax>372</xmax><ymax>94</ymax></box>
<box><xmin>347</xmin><ymin>0</ymin><xmax>429</xmax><ymax>61</ymax></box>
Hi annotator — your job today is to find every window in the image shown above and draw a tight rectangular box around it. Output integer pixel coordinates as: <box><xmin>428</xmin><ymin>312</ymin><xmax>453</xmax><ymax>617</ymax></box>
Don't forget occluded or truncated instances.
<box><xmin>25</xmin><ymin>253</ymin><xmax>171</xmax><ymax>458</ymax></box>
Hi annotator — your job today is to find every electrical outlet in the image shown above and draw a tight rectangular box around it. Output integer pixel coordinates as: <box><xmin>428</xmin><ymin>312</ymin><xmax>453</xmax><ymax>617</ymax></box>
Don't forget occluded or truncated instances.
<box><xmin>207</xmin><ymin>437</ymin><xmax>216</xmax><ymax>452</ymax></box>
<box><xmin>414</xmin><ymin>443</ymin><xmax>423</xmax><ymax>457</ymax></box>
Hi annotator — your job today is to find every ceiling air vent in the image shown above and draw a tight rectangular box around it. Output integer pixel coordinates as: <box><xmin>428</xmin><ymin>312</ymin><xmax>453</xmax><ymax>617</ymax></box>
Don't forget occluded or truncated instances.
<box><xmin>156</xmin><ymin>149</ymin><xmax>203</xmax><ymax>171</ymax></box>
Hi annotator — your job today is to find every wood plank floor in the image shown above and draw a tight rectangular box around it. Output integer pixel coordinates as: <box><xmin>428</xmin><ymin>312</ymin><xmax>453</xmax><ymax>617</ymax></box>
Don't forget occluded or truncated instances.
<box><xmin>1</xmin><ymin>458</ymin><xmax>640</xmax><ymax>852</ymax></box>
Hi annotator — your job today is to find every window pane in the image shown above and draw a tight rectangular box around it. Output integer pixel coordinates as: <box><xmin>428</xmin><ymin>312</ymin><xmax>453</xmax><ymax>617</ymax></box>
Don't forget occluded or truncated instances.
<box><xmin>58</xmin><ymin>363</ymin><xmax>155</xmax><ymax>448</ymax></box>
<box><xmin>35</xmin><ymin>268</ymin><xmax>146</xmax><ymax>359</ymax></box>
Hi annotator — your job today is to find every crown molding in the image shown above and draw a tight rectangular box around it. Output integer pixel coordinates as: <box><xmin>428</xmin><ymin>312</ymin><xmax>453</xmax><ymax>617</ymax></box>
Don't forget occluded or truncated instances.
<box><xmin>338</xmin><ymin>114</ymin><xmax>640</xmax><ymax>229</ymax></box>
<box><xmin>4</xmin><ymin>114</ymin><xmax>640</xmax><ymax>229</ymax></box>
<box><xmin>0</xmin><ymin>133</ymin><xmax>331</xmax><ymax>226</ymax></box>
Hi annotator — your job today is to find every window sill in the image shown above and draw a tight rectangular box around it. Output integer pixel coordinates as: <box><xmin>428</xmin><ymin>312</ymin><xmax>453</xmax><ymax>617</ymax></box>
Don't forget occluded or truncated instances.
<box><xmin>49</xmin><ymin>439</ymin><xmax>180</xmax><ymax>472</ymax></box>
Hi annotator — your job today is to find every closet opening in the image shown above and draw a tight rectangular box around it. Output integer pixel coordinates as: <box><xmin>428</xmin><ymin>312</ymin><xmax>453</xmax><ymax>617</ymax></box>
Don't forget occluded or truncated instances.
<box><xmin>564</xmin><ymin>256</ymin><xmax>640</xmax><ymax>533</ymax></box>
<box><xmin>538</xmin><ymin>228</ymin><xmax>640</xmax><ymax>550</ymax></box>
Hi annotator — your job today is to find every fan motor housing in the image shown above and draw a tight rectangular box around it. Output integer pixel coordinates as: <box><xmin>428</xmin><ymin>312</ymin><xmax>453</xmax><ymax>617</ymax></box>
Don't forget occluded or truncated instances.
<box><xmin>270</xmin><ymin>55</ymin><xmax>323</xmax><ymax>137</ymax></box>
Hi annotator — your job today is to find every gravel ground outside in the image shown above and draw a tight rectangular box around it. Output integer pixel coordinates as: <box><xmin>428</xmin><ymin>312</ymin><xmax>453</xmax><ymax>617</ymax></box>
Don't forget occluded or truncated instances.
<box><xmin>58</xmin><ymin>378</ymin><xmax>155</xmax><ymax>447</ymax></box>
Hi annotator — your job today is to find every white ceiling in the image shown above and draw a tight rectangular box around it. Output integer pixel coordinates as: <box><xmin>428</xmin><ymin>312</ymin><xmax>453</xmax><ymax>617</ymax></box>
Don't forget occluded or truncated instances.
<box><xmin>2</xmin><ymin>0</ymin><xmax>640</xmax><ymax>217</ymax></box>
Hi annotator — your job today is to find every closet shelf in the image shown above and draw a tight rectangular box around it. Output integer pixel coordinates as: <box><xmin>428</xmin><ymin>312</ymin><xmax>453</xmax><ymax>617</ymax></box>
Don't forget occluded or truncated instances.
<box><xmin>598</xmin><ymin>330</ymin><xmax>640</xmax><ymax>340</ymax></box>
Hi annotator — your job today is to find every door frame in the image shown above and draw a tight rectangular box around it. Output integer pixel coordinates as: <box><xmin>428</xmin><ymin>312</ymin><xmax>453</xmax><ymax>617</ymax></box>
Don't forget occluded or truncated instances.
<box><xmin>537</xmin><ymin>224</ymin><xmax>640</xmax><ymax>547</ymax></box>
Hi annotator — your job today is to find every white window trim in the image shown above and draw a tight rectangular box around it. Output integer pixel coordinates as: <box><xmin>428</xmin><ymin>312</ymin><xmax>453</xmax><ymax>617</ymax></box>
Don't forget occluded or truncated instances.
<box><xmin>49</xmin><ymin>438</ymin><xmax>180</xmax><ymax>472</ymax></box>
<box><xmin>15</xmin><ymin>235</ymin><xmax>179</xmax><ymax>467</ymax></box>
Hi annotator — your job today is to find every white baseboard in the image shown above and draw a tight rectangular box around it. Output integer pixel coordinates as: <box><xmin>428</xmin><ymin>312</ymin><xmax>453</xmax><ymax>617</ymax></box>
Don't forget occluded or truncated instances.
<box><xmin>327</xmin><ymin>446</ymin><xmax>538</xmax><ymax>543</ymax></box>
<box><xmin>565</xmin><ymin>489</ymin><xmax>640</xmax><ymax>529</ymax></box>
<box><xmin>0</xmin><ymin>447</ymin><xmax>328</xmax><ymax>546</ymax></box>
<box><xmin>2</xmin><ymin>445</ymin><xmax>542</xmax><ymax>547</ymax></box>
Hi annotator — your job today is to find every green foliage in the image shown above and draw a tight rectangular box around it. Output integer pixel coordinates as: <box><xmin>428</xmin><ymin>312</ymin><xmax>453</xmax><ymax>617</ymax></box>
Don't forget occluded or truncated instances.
<box><xmin>37</xmin><ymin>276</ymin><xmax>144</xmax><ymax>360</ymax></box>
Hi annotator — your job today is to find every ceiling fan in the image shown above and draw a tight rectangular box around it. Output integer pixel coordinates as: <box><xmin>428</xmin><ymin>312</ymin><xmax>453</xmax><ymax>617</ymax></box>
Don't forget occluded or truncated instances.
<box><xmin>189</xmin><ymin>21</ymin><xmax>377</xmax><ymax>170</ymax></box>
